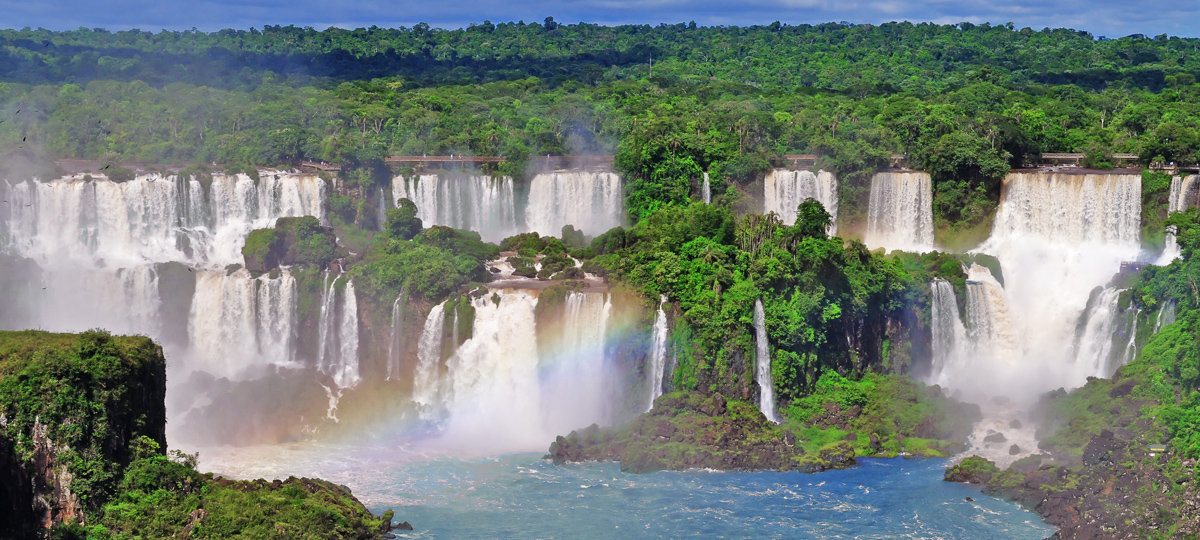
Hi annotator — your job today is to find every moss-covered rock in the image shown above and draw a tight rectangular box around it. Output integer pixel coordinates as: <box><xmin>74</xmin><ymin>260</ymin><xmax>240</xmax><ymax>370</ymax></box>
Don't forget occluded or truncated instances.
<box><xmin>0</xmin><ymin>330</ymin><xmax>398</xmax><ymax>539</ymax></box>
<box><xmin>547</xmin><ymin>392</ymin><xmax>856</xmax><ymax>473</ymax></box>
<box><xmin>943</xmin><ymin>456</ymin><xmax>998</xmax><ymax>483</ymax></box>
<box><xmin>242</xmin><ymin>217</ymin><xmax>337</xmax><ymax>273</ymax></box>
<box><xmin>779</xmin><ymin>372</ymin><xmax>980</xmax><ymax>458</ymax></box>
<box><xmin>0</xmin><ymin>330</ymin><xmax>166</xmax><ymax>535</ymax></box>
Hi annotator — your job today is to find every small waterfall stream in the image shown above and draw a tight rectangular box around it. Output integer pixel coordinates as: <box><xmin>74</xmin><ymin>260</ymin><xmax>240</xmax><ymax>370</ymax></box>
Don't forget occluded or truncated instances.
<box><xmin>387</xmin><ymin>290</ymin><xmax>408</xmax><ymax>380</ymax></box>
<box><xmin>701</xmin><ymin>173</ymin><xmax>711</xmax><ymax>204</ymax></box>
<box><xmin>316</xmin><ymin>272</ymin><xmax>361</xmax><ymax>388</ymax></box>
<box><xmin>647</xmin><ymin>295</ymin><xmax>669</xmax><ymax>410</ymax></box>
<box><xmin>754</xmin><ymin>299</ymin><xmax>777</xmax><ymax>423</ymax></box>
<box><xmin>929</xmin><ymin>278</ymin><xmax>968</xmax><ymax>385</ymax></box>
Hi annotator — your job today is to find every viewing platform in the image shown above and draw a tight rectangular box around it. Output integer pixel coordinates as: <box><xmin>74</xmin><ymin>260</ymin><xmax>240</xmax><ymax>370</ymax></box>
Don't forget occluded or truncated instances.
<box><xmin>300</xmin><ymin>160</ymin><xmax>340</xmax><ymax>172</ymax></box>
<box><xmin>384</xmin><ymin>154</ymin><xmax>615</xmax><ymax>171</ymax></box>
<box><xmin>774</xmin><ymin>154</ymin><xmax>910</xmax><ymax>169</ymax></box>
<box><xmin>1039</xmin><ymin>153</ymin><xmax>1139</xmax><ymax>167</ymax></box>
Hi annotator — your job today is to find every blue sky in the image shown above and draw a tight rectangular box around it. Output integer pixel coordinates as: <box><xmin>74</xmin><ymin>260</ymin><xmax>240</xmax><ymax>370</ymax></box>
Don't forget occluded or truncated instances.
<box><xmin>1</xmin><ymin>0</ymin><xmax>1197</xmax><ymax>39</ymax></box>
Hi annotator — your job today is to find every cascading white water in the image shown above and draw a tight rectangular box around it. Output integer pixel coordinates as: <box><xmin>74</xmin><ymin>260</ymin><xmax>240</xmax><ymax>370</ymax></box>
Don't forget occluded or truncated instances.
<box><xmin>2</xmin><ymin>170</ymin><xmax>325</xmax><ymax>267</ymax></box>
<box><xmin>1071</xmin><ymin>287</ymin><xmax>1124</xmax><ymax>379</ymax></box>
<box><xmin>964</xmin><ymin>264</ymin><xmax>1020</xmax><ymax>365</ymax></box>
<box><xmin>386</xmin><ymin>291</ymin><xmax>407</xmax><ymax>380</ymax></box>
<box><xmin>542</xmin><ymin>292</ymin><xmax>613</xmax><ymax>431</ymax></box>
<box><xmin>376</xmin><ymin>187</ymin><xmax>387</xmax><ymax>231</ymax></box>
<box><xmin>1170</xmin><ymin>174</ymin><xmax>1200</xmax><ymax>213</ymax></box>
<box><xmin>1161</xmin><ymin>175</ymin><xmax>1199</xmax><ymax>263</ymax></box>
<box><xmin>949</xmin><ymin>172</ymin><xmax>1143</xmax><ymax>399</ymax></box>
<box><xmin>525</xmin><ymin>172</ymin><xmax>623</xmax><ymax>237</ymax></box>
<box><xmin>753</xmin><ymin>299</ymin><xmax>777</xmax><ymax>423</ymax></box>
<box><xmin>187</xmin><ymin>267</ymin><xmax>297</xmax><ymax>379</ymax></box>
<box><xmin>316</xmin><ymin>273</ymin><xmax>360</xmax><ymax>388</ymax></box>
<box><xmin>701</xmin><ymin>172</ymin><xmax>711</xmax><ymax>204</ymax></box>
<box><xmin>412</xmin><ymin>303</ymin><xmax>447</xmax><ymax>415</ymax></box>
<box><xmin>929</xmin><ymin>278</ymin><xmax>968</xmax><ymax>386</ymax></box>
<box><xmin>865</xmin><ymin>171</ymin><xmax>933</xmax><ymax>253</ymax></box>
<box><xmin>392</xmin><ymin>174</ymin><xmax>518</xmax><ymax>242</ymax></box>
<box><xmin>647</xmin><ymin>295</ymin><xmax>669</xmax><ymax>410</ymax></box>
<box><xmin>763</xmin><ymin>169</ymin><xmax>838</xmax><ymax>234</ymax></box>
<box><xmin>411</xmin><ymin>289</ymin><xmax>614</xmax><ymax>452</ymax></box>
<box><xmin>1154</xmin><ymin>301</ymin><xmax>1177</xmax><ymax>334</ymax></box>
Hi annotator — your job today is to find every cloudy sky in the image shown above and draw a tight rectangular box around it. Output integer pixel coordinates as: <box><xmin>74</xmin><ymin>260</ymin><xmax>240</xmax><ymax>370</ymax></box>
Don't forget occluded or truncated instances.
<box><xmin>1</xmin><ymin>0</ymin><xmax>1197</xmax><ymax>39</ymax></box>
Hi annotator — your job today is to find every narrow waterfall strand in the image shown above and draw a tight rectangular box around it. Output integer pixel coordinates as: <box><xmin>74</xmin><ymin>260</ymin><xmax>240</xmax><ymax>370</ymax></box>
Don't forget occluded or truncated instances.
<box><xmin>754</xmin><ymin>299</ymin><xmax>778</xmax><ymax>423</ymax></box>
<box><xmin>929</xmin><ymin>279</ymin><xmax>968</xmax><ymax>386</ymax></box>
<box><xmin>413</xmin><ymin>304</ymin><xmax>447</xmax><ymax>414</ymax></box>
<box><xmin>647</xmin><ymin>295</ymin><xmax>669</xmax><ymax>410</ymax></box>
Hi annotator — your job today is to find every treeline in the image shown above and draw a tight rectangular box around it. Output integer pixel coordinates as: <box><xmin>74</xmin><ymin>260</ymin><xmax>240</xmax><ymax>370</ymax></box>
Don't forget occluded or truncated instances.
<box><xmin>3</xmin><ymin>69</ymin><xmax>1200</xmax><ymax>233</ymax></box>
<box><xmin>1</xmin><ymin>22</ymin><xmax>1198</xmax><ymax>93</ymax></box>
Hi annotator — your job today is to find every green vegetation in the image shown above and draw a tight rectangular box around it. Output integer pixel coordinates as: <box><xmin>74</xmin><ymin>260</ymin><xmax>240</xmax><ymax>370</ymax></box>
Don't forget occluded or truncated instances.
<box><xmin>242</xmin><ymin>216</ymin><xmax>339</xmax><ymax>273</ymax></box>
<box><xmin>548</xmin><ymin>392</ymin><xmax>856</xmax><ymax>473</ymax></box>
<box><xmin>780</xmin><ymin>372</ymin><xmax>979</xmax><ymax>458</ymax></box>
<box><xmin>0</xmin><ymin>329</ymin><xmax>166</xmax><ymax>534</ymax></box>
<box><xmin>3</xmin><ymin>23</ymin><xmax>1200</xmax><ymax>234</ymax></box>
<box><xmin>0</xmin><ymin>330</ymin><xmax>389</xmax><ymax>539</ymax></box>
<box><xmin>351</xmin><ymin>209</ymin><xmax>497</xmax><ymax>306</ymax></box>
<box><xmin>87</xmin><ymin>439</ymin><xmax>385</xmax><ymax>540</ymax></box>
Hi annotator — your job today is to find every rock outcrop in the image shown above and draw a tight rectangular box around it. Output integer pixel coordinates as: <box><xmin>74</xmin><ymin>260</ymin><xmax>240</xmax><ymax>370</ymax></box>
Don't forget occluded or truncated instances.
<box><xmin>547</xmin><ymin>392</ymin><xmax>857</xmax><ymax>473</ymax></box>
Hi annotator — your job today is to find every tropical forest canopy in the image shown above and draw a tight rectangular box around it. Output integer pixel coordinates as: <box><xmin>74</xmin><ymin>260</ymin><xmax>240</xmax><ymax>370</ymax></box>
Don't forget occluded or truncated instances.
<box><xmin>2</xmin><ymin>21</ymin><xmax>1199</xmax><ymax>235</ymax></box>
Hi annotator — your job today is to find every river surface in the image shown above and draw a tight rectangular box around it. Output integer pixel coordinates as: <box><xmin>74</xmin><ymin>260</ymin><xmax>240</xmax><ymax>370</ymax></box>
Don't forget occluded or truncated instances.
<box><xmin>197</xmin><ymin>446</ymin><xmax>1052</xmax><ymax>539</ymax></box>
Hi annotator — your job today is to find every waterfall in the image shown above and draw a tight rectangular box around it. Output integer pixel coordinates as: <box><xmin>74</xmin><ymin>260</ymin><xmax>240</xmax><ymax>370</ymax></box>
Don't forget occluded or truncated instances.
<box><xmin>409</xmin><ymin>289</ymin><xmax>614</xmax><ymax>450</ymax></box>
<box><xmin>753</xmin><ymin>299</ymin><xmax>777</xmax><ymax>423</ymax></box>
<box><xmin>929</xmin><ymin>279</ymin><xmax>968</xmax><ymax>386</ymax></box>
<box><xmin>541</xmin><ymin>292</ymin><xmax>612</xmax><ymax>431</ymax></box>
<box><xmin>1071</xmin><ymin>287</ymin><xmax>1124</xmax><ymax>378</ymax></box>
<box><xmin>647</xmin><ymin>295</ymin><xmax>669</xmax><ymax>410</ymax></box>
<box><xmin>4</xmin><ymin>171</ymin><xmax>325</xmax><ymax>267</ymax></box>
<box><xmin>377</xmin><ymin>187</ymin><xmax>388</xmax><ymax>231</ymax></box>
<box><xmin>1154</xmin><ymin>300</ymin><xmax>1176</xmax><ymax>334</ymax></box>
<box><xmin>391</xmin><ymin>174</ymin><xmax>518</xmax><ymax>242</ymax></box>
<box><xmin>763</xmin><ymin>169</ymin><xmax>838</xmax><ymax>234</ymax></box>
<box><xmin>386</xmin><ymin>291</ymin><xmax>408</xmax><ymax>380</ymax></box>
<box><xmin>316</xmin><ymin>273</ymin><xmax>360</xmax><ymax>388</ymax></box>
<box><xmin>525</xmin><ymin>172</ymin><xmax>623</xmax><ymax>237</ymax></box>
<box><xmin>1122</xmin><ymin>310</ymin><xmax>1139</xmax><ymax>367</ymax></box>
<box><xmin>187</xmin><ymin>268</ymin><xmax>297</xmax><ymax>379</ymax></box>
<box><xmin>991</xmin><ymin>172</ymin><xmax>1141</xmax><ymax>247</ymax></box>
<box><xmin>963</xmin><ymin>171</ymin><xmax>1142</xmax><ymax>396</ymax></box>
<box><xmin>701</xmin><ymin>172</ymin><xmax>711</xmax><ymax>204</ymax></box>
<box><xmin>865</xmin><ymin>171</ymin><xmax>933</xmax><ymax>253</ymax></box>
<box><xmin>1160</xmin><ymin>226</ymin><xmax>1180</xmax><ymax>264</ymax></box>
<box><xmin>1169</xmin><ymin>175</ymin><xmax>1200</xmax><ymax>213</ymax></box>
<box><xmin>1162</xmin><ymin>175</ymin><xmax>1198</xmax><ymax>263</ymax></box>
<box><xmin>26</xmin><ymin>265</ymin><xmax>163</xmax><ymax>337</ymax></box>
<box><xmin>413</xmin><ymin>303</ymin><xmax>447</xmax><ymax>415</ymax></box>
<box><xmin>964</xmin><ymin>264</ymin><xmax>1019</xmax><ymax>359</ymax></box>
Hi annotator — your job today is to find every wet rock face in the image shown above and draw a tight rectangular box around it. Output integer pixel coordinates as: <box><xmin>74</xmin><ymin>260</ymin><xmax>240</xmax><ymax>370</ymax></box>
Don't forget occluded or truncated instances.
<box><xmin>983</xmin><ymin>432</ymin><xmax>1007</xmax><ymax>444</ymax></box>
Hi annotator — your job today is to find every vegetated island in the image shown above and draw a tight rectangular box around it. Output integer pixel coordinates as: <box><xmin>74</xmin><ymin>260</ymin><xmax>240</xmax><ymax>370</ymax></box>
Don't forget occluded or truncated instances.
<box><xmin>0</xmin><ymin>329</ymin><xmax>408</xmax><ymax>539</ymax></box>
